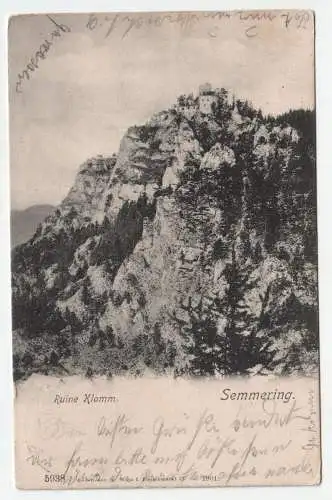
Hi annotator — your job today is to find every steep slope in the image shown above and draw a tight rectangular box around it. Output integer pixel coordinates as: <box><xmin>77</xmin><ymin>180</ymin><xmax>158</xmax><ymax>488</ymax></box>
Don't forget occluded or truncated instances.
<box><xmin>12</xmin><ymin>90</ymin><xmax>318</xmax><ymax>380</ymax></box>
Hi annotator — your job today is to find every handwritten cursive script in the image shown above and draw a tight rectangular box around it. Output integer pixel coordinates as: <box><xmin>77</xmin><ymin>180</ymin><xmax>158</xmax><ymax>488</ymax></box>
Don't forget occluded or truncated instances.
<box><xmin>38</xmin><ymin>416</ymin><xmax>86</xmax><ymax>440</ymax></box>
<box><xmin>96</xmin><ymin>414</ymin><xmax>143</xmax><ymax>449</ymax></box>
<box><xmin>26</xmin><ymin>444</ymin><xmax>54</xmax><ymax>472</ymax></box>
<box><xmin>15</xmin><ymin>15</ymin><xmax>71</xmax><ymax>93</ymax></box>
<box><xmin>13</xmin><ymin>10</ymin><xmax>312</xmax><ymax>95</ymax></box>
<box><xmin>85</xmin><ymin>10</ymin><xmax>312</xmax><ymax>40</ymax></box>
<box><xmin>17</xmin><ymin>377</ymin><xmax>320</xmax><ymax>488</ymax></box>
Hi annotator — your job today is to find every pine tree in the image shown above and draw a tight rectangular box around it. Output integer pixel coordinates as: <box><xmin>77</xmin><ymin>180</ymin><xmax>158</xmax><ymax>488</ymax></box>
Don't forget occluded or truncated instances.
<box><xmin>211</xmin><ymin>246</ymin><xmax>258</xmax><ymax>373</ymax></box>
<box><xmin>209</xmin><ymin>244</ymin><xmax>275</xmax><ymax>375</ymax></box>
<box><xmin>186</xmin><ymin>313</ymin><xmax>218</xmax><ymax>376</ymax></box>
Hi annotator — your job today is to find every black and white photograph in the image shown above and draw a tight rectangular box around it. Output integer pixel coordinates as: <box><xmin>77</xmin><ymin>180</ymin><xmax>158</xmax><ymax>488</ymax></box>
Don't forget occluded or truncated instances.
<box><xmin>10</xmin><ymin>11</ymin><xmax>318</xmax><ymax>381</ymax></box>
<box><xmin>8</xmin><ymin>10</ymin><xmax>321</xmax><ymax>489</ymax></box>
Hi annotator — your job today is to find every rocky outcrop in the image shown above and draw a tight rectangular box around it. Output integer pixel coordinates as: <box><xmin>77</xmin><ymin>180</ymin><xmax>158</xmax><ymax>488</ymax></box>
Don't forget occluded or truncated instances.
<box><xmin>201</xmin><ymin>143</ymin><xmax>236</xmax><ymax>171</ymax></box>
<box><xmin>11</xmin><ymin>89</ymin><xmax>318</xmax><ymax>380</ymax></box>
<box><xmin>62</xmin><ymin>154</ymin><xmax>116</xmax><ymax>220</ymax></box>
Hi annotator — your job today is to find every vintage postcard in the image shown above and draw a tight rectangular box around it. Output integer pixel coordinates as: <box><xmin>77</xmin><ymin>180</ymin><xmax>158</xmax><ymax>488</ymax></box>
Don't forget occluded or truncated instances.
<box><xmin>9</xmin><ymin>10</ymin><xmax>320</xmax><ymax>489</ymax></box>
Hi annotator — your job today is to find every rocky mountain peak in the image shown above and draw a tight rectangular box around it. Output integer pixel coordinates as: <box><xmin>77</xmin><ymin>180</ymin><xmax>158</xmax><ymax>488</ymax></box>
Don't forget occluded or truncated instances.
<box><xmin>62</xmin><ymin>154</ymin><xmax>117</xmax><ymax>219</ymax></box>
<box><xmin>11</xmin><ymin>87</ymin><xmax>318</xmax><ymax>381</ymax></box>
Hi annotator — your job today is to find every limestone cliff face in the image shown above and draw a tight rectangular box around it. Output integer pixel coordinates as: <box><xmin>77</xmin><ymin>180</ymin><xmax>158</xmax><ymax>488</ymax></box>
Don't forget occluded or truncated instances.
<box><xmin>11</xmin><ymin>91</ymin><xmax>318</xmax><ymax>380</ymax></box>
<box><xmin>63</xmin><ymin>154</ymin><xmax>117</xmax><ymax>220</ymax></box>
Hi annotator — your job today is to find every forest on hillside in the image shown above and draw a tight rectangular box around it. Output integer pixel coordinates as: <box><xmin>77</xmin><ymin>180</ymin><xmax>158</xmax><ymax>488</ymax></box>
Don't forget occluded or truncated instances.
<box><xmin>12</xmin><ymin>90</ymin><xmax>318</xmax><ymax>381</ymax></box>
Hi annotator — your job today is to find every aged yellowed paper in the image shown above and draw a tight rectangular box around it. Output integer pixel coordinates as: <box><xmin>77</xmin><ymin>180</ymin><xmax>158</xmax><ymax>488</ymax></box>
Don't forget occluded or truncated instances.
<box><xmin>15</xmin><ymin>377</ymin><xmax>320</xmax><ymax>488</ymax></box>
<box><xmin>9</xmin><ymin>10</ymin><xmax>320</xmax><ymax>489</ymax></box>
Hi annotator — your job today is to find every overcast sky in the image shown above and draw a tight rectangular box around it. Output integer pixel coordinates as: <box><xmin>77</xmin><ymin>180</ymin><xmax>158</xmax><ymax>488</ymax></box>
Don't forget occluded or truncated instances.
<box><xmin>9</xmin><ymin>11</ymin><xmax>314</xmax><ymax>209</ymax></box>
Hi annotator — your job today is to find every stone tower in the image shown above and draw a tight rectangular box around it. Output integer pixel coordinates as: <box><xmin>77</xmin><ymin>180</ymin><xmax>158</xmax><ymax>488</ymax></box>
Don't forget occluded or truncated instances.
<box><xmin>199</xmin><ymin>83</ymin><xmax>217</xmax><ymax>115</ymax></box>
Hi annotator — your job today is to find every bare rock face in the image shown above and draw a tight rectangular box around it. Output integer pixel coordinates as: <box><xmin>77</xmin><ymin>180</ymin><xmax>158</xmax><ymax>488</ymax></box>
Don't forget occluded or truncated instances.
<box><xmin>162</xmin><ymin>122</ymin><xmax>202</xmax><ymax>188</ymax></box>
<box><xmin>11</xmin><ymin>90</ymin><xmax>318</xmax><ymax>380</ymax></box>
<box><xmin>201</xmin><ymin>143</ymin><xmax>236</xmax><ymax>171</ymax></box>
<box><xmin>63</xmin><ymin>155</ymin><xmax>116</xmax><ymax>213</ymax></box>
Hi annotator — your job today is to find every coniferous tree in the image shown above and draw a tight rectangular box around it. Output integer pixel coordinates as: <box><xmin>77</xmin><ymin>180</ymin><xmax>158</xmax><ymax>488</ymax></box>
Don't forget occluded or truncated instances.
<box><xmin>212</xmin><ymin>246</ymin><xmax>258</xmax><ymax>373</ymax></box>
<box><xmin>186</xmin><ymin>312</ymin><xmax>218</xmax><ymax>376</ymax></box>
<box><xmin>208</xmin><ymin>245</ymin><xmax>273</xmax><ymax>374</ymax></box>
